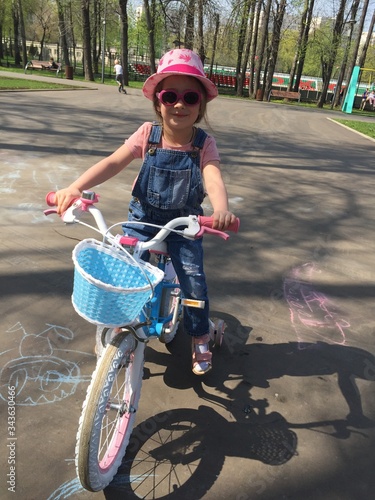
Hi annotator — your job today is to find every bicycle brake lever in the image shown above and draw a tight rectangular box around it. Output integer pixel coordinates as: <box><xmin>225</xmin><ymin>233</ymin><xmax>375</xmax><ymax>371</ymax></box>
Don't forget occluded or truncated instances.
<box><xmin>44</xmin><ymin>208</ymin><xmax>58</xmax><ymax>216</ymax></box>
<box><xmin>43</xmin><ymin>200</ymin><xmax>85</xmax><ymax>223</ymax></box>
<box><xmin>197</xmin><ymin>226</ymin><xmax>230</xmax><ymax>240</ymax></box>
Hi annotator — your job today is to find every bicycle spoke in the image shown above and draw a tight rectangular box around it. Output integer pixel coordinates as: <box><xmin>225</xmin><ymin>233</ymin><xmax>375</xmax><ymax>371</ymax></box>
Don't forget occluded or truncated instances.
<box><xmin>130</xmin><ymin>421</ymin><xmax>201</xmax><ymax>498</ymax></box>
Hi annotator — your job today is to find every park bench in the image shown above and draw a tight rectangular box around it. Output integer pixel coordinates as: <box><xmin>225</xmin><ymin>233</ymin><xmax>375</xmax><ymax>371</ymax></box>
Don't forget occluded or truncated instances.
<box><xmin>24</xmin><ymin>60</ymin><xmax>62</xmax><ymax>77</ymax></box>
<box><xmin>268</xmin><ymin>89</ymin><xmax>301</xmax><ymax>102</ymax></box>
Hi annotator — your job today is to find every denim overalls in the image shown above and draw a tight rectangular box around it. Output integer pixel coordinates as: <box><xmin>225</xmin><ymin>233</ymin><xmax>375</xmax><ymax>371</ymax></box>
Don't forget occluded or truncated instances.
<box><xmin>123</xmin><ymin>124</ymin><xmax>209</xmax><ymax>337</ymax></box>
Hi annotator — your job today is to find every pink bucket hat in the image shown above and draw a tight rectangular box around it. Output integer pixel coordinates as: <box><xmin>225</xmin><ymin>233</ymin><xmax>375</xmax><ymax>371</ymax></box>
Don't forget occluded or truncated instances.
<box><xmin>142</xmin><ymin>49</ymin><xmax>218</xmax><ymax>102</ymax></box>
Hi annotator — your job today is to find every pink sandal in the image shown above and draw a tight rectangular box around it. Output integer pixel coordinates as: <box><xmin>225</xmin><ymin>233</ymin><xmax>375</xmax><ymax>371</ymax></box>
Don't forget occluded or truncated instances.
<box><xmin>192</xmin><ymin>334</ymin><xmax>212</xmax><ymax>375</ymax></box>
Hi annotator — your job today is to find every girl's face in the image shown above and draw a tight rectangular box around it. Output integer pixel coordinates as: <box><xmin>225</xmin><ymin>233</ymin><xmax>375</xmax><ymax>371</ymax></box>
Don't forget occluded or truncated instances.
<box><xmin>155</xmin><ymin>75</ymin><xmax>205</xmax><ymax>130</ymax></box>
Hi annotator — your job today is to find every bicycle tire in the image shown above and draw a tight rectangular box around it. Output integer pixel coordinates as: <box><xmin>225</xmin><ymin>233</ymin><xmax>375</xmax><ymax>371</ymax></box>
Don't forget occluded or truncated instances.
<box><xmin>115</xmin><ymin>407</ymin><xmax>225</xmax><ymax>499</ymax></box>
<box><xmin>75</xmin><ymin>330</ymin><xmax>144</xmax><ymax>492</ymax></box>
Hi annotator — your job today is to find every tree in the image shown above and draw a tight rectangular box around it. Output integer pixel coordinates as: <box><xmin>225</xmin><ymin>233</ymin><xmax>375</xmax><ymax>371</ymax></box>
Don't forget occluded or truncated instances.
<box><xmin>332</xmin><ymin>0</ymin><xmax>360</xmax><ymax>108</ymax></box>
<box><xmin>12</xmin><ymin>0</ymin><xmax>21</xmax><ymax>65</ymax></box>
<box><xmin>197</xmin><ymin>0</ymin><xmax>204</xmax><ymax>61</ymax></box>
<box><xmin>30</xmin><ymin>0</ymin><xmax>56</xmax><ymax>61</ymax></box>
<box><xmin>118</xmin><ymin>0</ymin><xmax>129</xmax><ymax>84</ymax></box>
<box><xmin>17</xmin><ymin>0</ymin><xmax>27</xmax><ymax>64</ymax></box>
<box><xmin>55</xmin><ymin>0</ymin><xmax>70</xmax><ymax>66</ymax></box>
<box><xmin>358</xmin><ymin>7</ymin><xmax>375</xmax><ymax>68</ymax></box>
<box><xmin>208</xmin><ymin>12</ymin><xmax>220</xmax><ymax>79</ymax></box>
<box><xmin>344</xmin><ymin>0</ymin><xmax>370</xmax><ymax>98</ymax></box>
<box><xmin>288</xmin><ymin>0</ymin><xmax>315</xmax><ymax>93</ymax></box>
<box><xmin>184</xmin><ymin>0</ymin><xmax>195</xmax><ymax>49</ymax></box>
<box><xmin>81</xmin><ymin>0</ymin><xmax>94</xmax><ymax>80</ymax></box>
<box><xmin>235</xmin><ymin>0</ymin><xmax>251</xmax><ymax>95</ymax></box>
<box><xmin>317</xmin><ymin>0</ymin><xmax>347</xmax><ymax>108</ymax></box>
<box><xmin>253</xmin><ymin>0</ymin><xmax>272</xmax><ymax>99</ymax></box>
<box><xmin>143</xmin><ymin>0</ymin><xmax>156</xmax><ymax>73</ymax></box>
<box><xmin>248</xmin><ymin>0</ymin><xmax>262</xmax><ymax>96</ymax></box>
<box><xmin>264</xmin><ymin>0</ymin><xmax>287</xmax><ymax>100</ymax></box>
<box><xmin>239</xmin><ymin>0</ymin><xmax>256</xmax><ymax>96</ymax></box>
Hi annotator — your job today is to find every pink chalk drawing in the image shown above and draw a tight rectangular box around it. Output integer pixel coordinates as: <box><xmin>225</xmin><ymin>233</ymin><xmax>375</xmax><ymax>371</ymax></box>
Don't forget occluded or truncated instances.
<box><xmin>283</xmin><ymin>263</ymin><xmax>350</xmax><ymax>346</ymax></box>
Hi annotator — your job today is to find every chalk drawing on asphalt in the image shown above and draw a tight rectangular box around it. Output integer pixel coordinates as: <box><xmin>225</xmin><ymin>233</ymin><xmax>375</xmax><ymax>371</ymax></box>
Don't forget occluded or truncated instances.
<box><xmin>283</xmin><ymin>262</ymin><xmax>350</xmax><ymax>346</ymax></box>
<box><xmin>0</xmin><ymin>322</ymin><xmax>92</xmax><ymax>406</ymax></box>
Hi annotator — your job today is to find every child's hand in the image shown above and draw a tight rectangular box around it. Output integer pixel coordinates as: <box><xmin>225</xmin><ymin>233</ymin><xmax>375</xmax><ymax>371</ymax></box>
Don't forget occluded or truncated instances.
<box><xmin>54</xmin><ymin>187</ymin><xmax>82</xmax><ymax>215</ymax></box>
<box><xmin>211</xmin><ymin>210</ymin><xmax>237</xmax><ymax>231</ymax></box>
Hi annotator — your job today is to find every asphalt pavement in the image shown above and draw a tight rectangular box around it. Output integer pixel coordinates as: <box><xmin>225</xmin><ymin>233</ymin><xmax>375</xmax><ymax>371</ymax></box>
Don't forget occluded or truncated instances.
<box><xmin>1</xmin><ymin>70</ymin><xmax>375</xmax><ymax>500</ymax></box>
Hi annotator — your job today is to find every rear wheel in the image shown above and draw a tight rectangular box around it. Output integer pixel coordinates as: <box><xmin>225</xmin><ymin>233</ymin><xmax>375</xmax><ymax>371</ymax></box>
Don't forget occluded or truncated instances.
<box><xmin>75</xmin><ymin>330</ymin><xmax>144</xmax><ymax>491</ymax></box>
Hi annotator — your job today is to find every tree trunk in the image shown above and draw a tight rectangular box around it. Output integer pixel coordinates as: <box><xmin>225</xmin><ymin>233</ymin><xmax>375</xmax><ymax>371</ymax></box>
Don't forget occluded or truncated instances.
<box><xmin>12</xmin><ymin>2</ymin><xmax>21</xmax><ymax>66</ymax></box>
<box><xmin>184</xmin><ymin>0</ymin><xmax>195</xmax><ymax>49</ymax></box>
<box><xmin>253</xmin><ymin>0</ymin><xmax>272</xmax><ymax>99</ymax></box>
<box><xmin>358</xmin><ymin>8</ymin><xmax>375</xmax><ymax>68</ymax></box>
<box><xmin>235</xmin><ymin>0</ymin><xmax>251</xmax><ymax>95</ymax></box>
<box><xmin>209</xmin><ymin>13</ymin><xmax>220</xmax><ymax>80</ymax></box>
<box><xmin>344</xmin><ymin>0</ymin><xmax>369</xmax><ymax>100</ymax></box>
<box><xmin>288</xmin><ymin>0</ymin><xmax>309</xmax><ymax>92</ymax></box>
<box><xmin>119</xmin><ymin>0</ymin><xmax>129</xmax><ymax>85</ymax></box>
<box><xmin>68</xmin><ymin>0</ymin><xmax>77</xmax><ymax>70</ymax></box>
<box><xmin>81</xmin><ymin>0</ymin><xmax>94</xmax><ymax>81</ymax></box>
<box><xmin>293</xmin><ymin>0</ymin><xmax>315</xmax><ymax>92</ymax></box>
<box><xmin>197</xmin><ymin>0</ymin><xmax>204</xmax><ymax>62</ymax></box>
<box><xmin>317</xmin><ymin>0</ymin><xmax>347</xmax><ymax>108</ymax></box>
<box><xmin>92</xmin><ymin>0</ymin><xmax>99</xmax><ymax>74</ymax></box>
<box><xmin>17</xmin><ymin>0</ymin><xmax>27</xmax><ymax>66</ymax></box>
<box><xmin>264</xmin><ymin>0</ymin><xmax>287</xmax><ymax>100</ymax></box>
<box><xmin>143</xmin><ymin>0</ymin><xmax>156</xmax><ymax>74</ymax></box>
<box><xmin>249</xmin><ymin>0</ymin><xmax>262</xmax><ymax>96</ymax></box>
<box><xmin>332</xmin><ymin>0</ymin><xmax>360</xmax><ymax>108</ymax></box>
<box><xmin>240</xmin><ymin>0</ymin><xmax>256</xmax><ymax>97</ymax></box>
<box><xmin>56</xmin><ymin>0</ymin><xmax>70</xmax><ymax>65</ymax></box>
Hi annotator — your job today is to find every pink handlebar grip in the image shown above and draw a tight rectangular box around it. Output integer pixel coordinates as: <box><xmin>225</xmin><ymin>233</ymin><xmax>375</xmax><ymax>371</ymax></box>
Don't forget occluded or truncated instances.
<box><xmin>45</xmin><ymin>192</ymin><xmax>79</xmax><ymax>208</ymax></box>
<box><xmin>198</xmin><ymin>216</ymin><xmax>240</xmax><ymax>233</ymax></box>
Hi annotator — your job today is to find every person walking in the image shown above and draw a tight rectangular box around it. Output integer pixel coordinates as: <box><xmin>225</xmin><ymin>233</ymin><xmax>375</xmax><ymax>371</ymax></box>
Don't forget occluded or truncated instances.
<box><xmin>114</xmin><ymin>59</ymin><xmax>127</xmax><ymax>94</ymax></box>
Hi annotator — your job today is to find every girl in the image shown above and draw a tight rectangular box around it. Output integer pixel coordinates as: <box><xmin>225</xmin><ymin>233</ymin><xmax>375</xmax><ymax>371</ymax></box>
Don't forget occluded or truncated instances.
<box><xmin>54</xmin><ymin>48</ymin><xmax>237</xmax><ymax>375</ymax></box>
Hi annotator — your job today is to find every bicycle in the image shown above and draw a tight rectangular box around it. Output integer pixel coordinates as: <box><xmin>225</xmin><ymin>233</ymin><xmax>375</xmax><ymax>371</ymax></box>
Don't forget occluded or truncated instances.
<box><xmin>44</xmin><ymin>190</ymin><xmax>239</xmax><ymax>492</ymax></box>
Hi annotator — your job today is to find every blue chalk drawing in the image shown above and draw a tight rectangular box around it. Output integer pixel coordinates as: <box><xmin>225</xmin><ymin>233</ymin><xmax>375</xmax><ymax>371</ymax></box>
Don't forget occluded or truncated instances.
<box><xmin>0</xmin><ymin>323</ymin><xmax>92</xmax><ymax>405</ymax></box>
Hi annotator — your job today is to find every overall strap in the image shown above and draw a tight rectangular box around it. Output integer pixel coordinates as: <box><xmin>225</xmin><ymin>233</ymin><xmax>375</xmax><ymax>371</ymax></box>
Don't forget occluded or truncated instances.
<box><xmin>148</xmin><ymin>123</ymin><xmax>163</xmax><ymax>145</ymax></box>
<box><xmin>192</xmin><ymin>128</ymin><xmax>208</xmax><ymax>149</ymax></box>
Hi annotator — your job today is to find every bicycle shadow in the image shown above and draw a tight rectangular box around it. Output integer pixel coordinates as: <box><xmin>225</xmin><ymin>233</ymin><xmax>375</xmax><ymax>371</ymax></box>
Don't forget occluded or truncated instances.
<box><xmin>152</xmin><ymin>311</ymin><xmax>375</xmax><ymax>430</ymax></box>
<box><xmin>104</xmin><ymin>312</ymin><xmax>375</xmax><ymax>499</ymax></box>
<box><xmin>104</xmin><ymin>404</ymin><xmax>297</xmax><ymax>500</ymax></box>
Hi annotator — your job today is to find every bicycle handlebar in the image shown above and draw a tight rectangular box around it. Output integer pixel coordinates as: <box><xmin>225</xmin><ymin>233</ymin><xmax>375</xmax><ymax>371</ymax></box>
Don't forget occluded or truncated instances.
<box><xmin>44</xmin><ymin>191</ymin><xmax>240</xmax><ymax>244</ymax></box>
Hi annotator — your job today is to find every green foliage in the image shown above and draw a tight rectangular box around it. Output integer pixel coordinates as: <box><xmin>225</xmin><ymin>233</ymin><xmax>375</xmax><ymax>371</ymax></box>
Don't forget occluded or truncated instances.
<box><xmin>277</xmin><ymin>30</ymin><xmax>299</xmax><ymax>73</ymax></box>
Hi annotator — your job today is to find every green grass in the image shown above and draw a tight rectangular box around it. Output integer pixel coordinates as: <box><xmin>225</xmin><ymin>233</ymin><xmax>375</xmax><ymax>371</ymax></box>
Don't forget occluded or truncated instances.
<box><xmin>0</xmin><ymin>71</ymin><xmax>146</xmax><ymax>91</ymax></box>
<box><xmin>0</xmin><ymin>75</ymin><xmax>76</xmax><ymax>90</ymax></box>
<box><xmin>331</xmin><ymin>119</ymin><xmax>375</xmax><ymax>139</ymax></box>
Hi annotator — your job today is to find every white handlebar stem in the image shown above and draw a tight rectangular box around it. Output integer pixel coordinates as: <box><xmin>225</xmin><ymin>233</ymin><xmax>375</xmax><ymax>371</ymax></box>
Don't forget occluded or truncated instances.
<box><xmin>137</xmin><ymin>216</ymin><xmax>200</xmax><ymax>252</ymax></box>
<box><xmin>87</xmin><ymin>205</ymin><xmax>110</xmax><ymax>236</ymax></box>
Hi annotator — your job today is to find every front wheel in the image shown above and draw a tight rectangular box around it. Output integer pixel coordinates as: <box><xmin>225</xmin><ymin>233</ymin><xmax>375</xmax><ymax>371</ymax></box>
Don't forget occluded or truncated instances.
<box><xmin>75</xmin><ymin>330</ymin><xmax>144</xmax><ymax>492</ymax></box>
